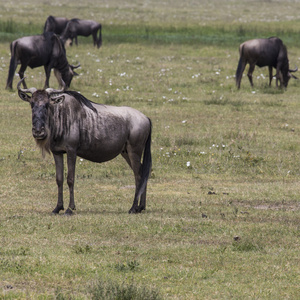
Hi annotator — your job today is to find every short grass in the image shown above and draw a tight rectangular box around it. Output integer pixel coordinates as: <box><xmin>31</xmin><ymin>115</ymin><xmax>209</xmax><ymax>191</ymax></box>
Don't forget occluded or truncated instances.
<box><xmin>0</xmin><ymin>0</ymin><xmax>300</xmax><ymax>299</ymax></box>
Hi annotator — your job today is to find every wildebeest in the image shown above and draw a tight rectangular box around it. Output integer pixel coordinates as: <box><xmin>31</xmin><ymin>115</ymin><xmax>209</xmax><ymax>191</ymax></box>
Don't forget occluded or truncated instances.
<box><xmin>6</xmin><ymin>32</ymin><xmax>80</xmax><ymax>90</ymax></box>
<box><xmin>17</xmin><ymin>78</ymin><xmax>152</xmax><ymax>215</ymax></box>
<box><xmin>236</xmin><ymin>37</ymin><xmax>298</xmax><ymax>89</ymax></box>
<box><xmin>60</xmin><ymin>18</ymin><xmax>102</xmax><ymax>48</ymax></box>
<box><xmin>43</xmin><ymin>16</ymin><xmax>69</xmax><ymax>35</ymax></box>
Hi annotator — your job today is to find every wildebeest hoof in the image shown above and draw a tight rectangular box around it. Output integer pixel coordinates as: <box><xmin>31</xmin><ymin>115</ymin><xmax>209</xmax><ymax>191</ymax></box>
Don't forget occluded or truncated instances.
<box><xmin>138</xmin><ymin>205</ymin><xmax>145</xmax><ymax>212</ymax></box>
<box><xmin>64</xmin><ymin>207</ymin><xmax>75</xmax><ymax>215</ymax></box>
<box><xmin>52</xmin><ymin>205</ymin><xmax>64</xmax><ymax>214</ymax></box>
<box><xmin>128</xmin><ymin>206</ymin><xmax>144</xmax><ymax>214</ymax></box>
<box><xmin>128</xmin><ymin>207</ymin><xmax>139</xmax><ymax>214</ymax></box>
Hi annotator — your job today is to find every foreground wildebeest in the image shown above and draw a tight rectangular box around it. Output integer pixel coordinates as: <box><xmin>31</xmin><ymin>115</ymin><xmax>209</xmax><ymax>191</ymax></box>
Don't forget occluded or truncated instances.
<box><xmin>60</xmin><ymin>18</ymin><xmax>102</xmax><ymax>48</ymax></box>
<box><xmin>6</xmin><ymin>32</ymin><xmax>80</xmax><ymax>90</ymax></box>
<box><xmin>236</xmin><ymin>37</ymin><xmax>298</xmax><ymax>89</ymax></box>
<box><xmin>17</xmin><ymin>78</ymin><xmax>152</xmax><ymax>215</ymax></box>
<box><xmin>43</xmin><ymin>16</ymin><xmax>69</xmax><ymax>35</ymax></box>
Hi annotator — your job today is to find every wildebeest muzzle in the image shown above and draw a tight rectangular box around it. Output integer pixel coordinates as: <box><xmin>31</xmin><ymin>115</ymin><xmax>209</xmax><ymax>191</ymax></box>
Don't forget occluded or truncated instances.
<box><xmin>31</xmin><ymin>106</ymin><xmax>48</xmax><ymax>140</ymax></box>
<box><xmin>32</xmin><ymin>124</ymin><xmax>47</xmax><ymax>140</ymax></box>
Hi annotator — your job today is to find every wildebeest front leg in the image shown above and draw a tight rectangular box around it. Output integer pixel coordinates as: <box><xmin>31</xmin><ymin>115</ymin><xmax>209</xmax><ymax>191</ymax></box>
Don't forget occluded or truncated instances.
<box><xmin>276</xmin><ymin>69</ymin><xmax>283</xmax><ymax>88</ymax></box>
<box><xmin>52</xmin><ymin>154</ymin><xmax>64</xmax><ymax>214</ymax></box>
<box><xmin>65</xmin><ymin>152</ymin><xmax>77</xmax><ymax>215</ymax></box>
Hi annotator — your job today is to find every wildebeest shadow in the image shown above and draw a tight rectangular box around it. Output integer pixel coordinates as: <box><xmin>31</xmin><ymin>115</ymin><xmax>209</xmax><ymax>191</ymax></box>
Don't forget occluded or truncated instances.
<box><xmin>48</xmin><ymin>208</ymin><xmax>153</xmax><ymax>216</ymax></box>
<box><xmin>260</xmin><ymin>86</ymin><xmax>285</xmax><ymax>94</ymax></box>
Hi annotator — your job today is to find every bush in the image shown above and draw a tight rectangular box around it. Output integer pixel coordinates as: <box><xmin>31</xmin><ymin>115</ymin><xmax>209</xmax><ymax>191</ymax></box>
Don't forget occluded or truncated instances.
<box><xmin>90</xmin><ymin>279</ymin><xmax>162</xmax><ymax>300</ymax></box>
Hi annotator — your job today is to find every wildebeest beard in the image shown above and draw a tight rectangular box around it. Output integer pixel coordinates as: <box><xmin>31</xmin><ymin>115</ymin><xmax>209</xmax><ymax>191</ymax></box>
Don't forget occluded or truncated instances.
<box><xmin>35</xmin><ymin>126</ymin><xmax>51</xmax><ymax>157</ymax></box>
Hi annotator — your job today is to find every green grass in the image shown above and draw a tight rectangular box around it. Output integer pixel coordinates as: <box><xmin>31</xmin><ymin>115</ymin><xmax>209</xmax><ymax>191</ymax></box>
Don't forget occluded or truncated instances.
<box><xmin>2</xmin><ymin>19</ymin><xmax>300</xmax><ymax>47</ymax></box>
<box><xmin>0</xmin><ymin>0</ymin><xmax>300</xmax><ymax>299</ymax></box>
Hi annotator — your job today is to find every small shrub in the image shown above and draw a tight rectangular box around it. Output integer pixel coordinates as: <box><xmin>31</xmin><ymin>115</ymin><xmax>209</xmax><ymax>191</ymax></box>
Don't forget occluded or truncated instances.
<box><xmin>90</xmin><ymin>279</ymin><xmax>162</xmax><ymax>300</ymax></box>
<box><xmin>232</xmin><ymin>238</ymin><xmax>264</xmax><ymax>252</ymax></box>
<box><xmin>115</xmin><ymin>260</ymin><xmax>140</xmax><ymax>272</ymax></box>
<box><xmin>73</xmin><ymin>244</ymin><xmax>92</xmax><ymax>254</ymax></box>
<box><xmin>54</xmin><ymin>287</ymin><xmax>74</xmax><ymax>300</ymax></box>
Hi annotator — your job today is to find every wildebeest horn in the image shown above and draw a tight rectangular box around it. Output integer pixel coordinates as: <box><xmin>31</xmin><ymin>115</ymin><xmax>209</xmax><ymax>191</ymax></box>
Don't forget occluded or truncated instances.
<box><xmin>70</xmin><ymin>63</ymin><xmax>81</xmax><ymax>69</ymax></box>
<box><xmin>289</xmin><ymin>66</ymin><xmax>298</xmax><ymax>72</ymax></box>
<box><xmin>45</xmin><ymin>80</ymin><xmax>66</xmax><ymax>94</ymax></box>
<box><xmin>17</xmin><ymin>78</ymin><xmax>37</xmax><ymax>94</ymax></box>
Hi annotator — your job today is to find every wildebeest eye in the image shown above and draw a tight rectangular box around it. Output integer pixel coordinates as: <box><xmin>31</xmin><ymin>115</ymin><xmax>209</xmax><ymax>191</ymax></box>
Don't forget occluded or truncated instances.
<box><xmin>50</xmin><ymin>95</ymin><xmax>65</xmax><ymax>104</ymax></box>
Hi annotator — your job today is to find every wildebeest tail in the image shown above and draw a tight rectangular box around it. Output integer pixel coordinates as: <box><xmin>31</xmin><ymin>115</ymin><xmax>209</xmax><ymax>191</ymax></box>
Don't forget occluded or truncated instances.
<box><xmin>235</xmin><ymin>44</ymin><xmax>245</xmax><ymax>88</ymax></box>
<box><xmin>6</xmin><ymin>42</ymin><xmax>18</xmax><ymax>89</ymax></box>
<box><xmin>136</xmin><ymin>118</ymin><xmax>152</xmax><ymax>199</ymax></box>
<box><xmin>97</xmin><ymin>24</ymin><xmax>102</xmax><ymax>48</ymax></box>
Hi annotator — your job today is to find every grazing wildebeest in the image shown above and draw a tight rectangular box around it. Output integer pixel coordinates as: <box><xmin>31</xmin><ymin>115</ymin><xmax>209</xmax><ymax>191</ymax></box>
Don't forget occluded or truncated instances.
<box><xmin>60</xmin><ymin>18</ymin><xmax>102</xmax><ymax>48</ymax></box>
<box><xmin>17</xmin><ymin>78</ymin><xmax>152</xmax><ymax>215</ymax></box>
<box><xmin>43</xmin><ymin>16</ymin><xmax>69</xmax><ymax>35</ymax></box>
<box><xmin>236</xmin><ymin>37</ymin><xmax>298</xmax><ymax>89</ymax></box>
<box><xmin>6</xmin><ymin>32</ymin><xmax>80</xmax><ymax>90</ymax></box>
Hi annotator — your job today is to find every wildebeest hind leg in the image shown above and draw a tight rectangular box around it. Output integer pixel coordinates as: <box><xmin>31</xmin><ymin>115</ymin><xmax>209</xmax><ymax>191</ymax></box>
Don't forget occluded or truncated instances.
<box><xmin>18</xmin><ymin>65</ymin><xmax>28</xmax><ymax>89</ymax></box>
<box><xmin>92</xmin><ymin>31</ymin><xmax>97</xmax><ymax>47</ymax></box>
<box><xmin>139</xmin><ymin>187</ymin><xmax>147</xmax><ymax>211</ymax></box>
<box><xmin>121</xmin><ymin>148</ymin><xmax>144</xmax><ymax>213</ymax></box>
<box><xmin>247</xmin><ymin>64</ymin><xmax>255</xmax><ymax>87</ymax></box>
<box><xmin>268</xmin><ymin>66</ymin><xmax>273</xmax><ymax>86</ymax></box>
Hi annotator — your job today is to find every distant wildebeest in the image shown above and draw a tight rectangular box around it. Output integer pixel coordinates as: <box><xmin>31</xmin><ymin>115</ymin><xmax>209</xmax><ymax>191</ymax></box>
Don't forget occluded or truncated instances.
<box><xmin>43</xmin><ymin>16</ymin><xmax>69</xmax><ymax>35</ymax></box>
<box><xmin>60</xmin><ymin>18</ymin><xmax>102</xmax><ymax>48</ymax></box>
<box><xmin>6</xmin><ymin>32</ymin><xmax>80</xmax><ymax>90</ymax></box>
<box><xmin>17</xmin><ymin>78</ymin><xmax>152</xmax><ymax>215</ymax></box>
<box><xmin>235</xmin><ymin>37</ymin><xmax>298</xmax><ymax>89</ymax></box>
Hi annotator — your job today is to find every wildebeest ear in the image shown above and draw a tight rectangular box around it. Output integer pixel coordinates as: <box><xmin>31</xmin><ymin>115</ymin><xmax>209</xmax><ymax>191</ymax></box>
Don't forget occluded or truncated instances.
<box><xmin>50</xmin><ymin>95</ymin><xmax>65</xmax><ymax>104</ymax></box>
<box><xmin>18</xmin><ymin>91</ymin><xmax>31</xmax><ymax>102</ymax></box>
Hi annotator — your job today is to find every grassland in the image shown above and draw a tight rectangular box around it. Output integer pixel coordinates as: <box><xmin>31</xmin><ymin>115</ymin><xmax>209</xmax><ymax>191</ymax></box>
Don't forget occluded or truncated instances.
<box><xmin>0</xmin><ymin>0</ymin><xmax>300</xmax><ymax>299</ymax></box>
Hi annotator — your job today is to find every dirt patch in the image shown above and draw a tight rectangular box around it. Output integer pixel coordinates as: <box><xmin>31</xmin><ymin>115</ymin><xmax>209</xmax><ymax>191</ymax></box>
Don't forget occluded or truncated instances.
<box><xmin>253</xmin><ymin>204</ymin><xmax>299</xmax><ymax>211</ymax></box>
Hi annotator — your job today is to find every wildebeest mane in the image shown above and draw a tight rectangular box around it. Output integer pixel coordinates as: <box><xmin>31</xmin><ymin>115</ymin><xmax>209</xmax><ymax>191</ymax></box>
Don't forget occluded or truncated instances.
<box><xmin>63</xmin><ymin>91</ymin><xmax>98</xmax><ymax>112</ymax></box>
<box><xmin>42</xmin><ymin>31</ymin><xmax>55</xmax><ymax>40</ymax></box>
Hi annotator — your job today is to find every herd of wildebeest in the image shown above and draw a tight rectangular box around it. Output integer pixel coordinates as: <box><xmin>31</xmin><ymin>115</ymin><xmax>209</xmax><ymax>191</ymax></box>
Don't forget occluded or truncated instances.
<box><xmin>4</xmin><ymin>15</ymin><xmax>299</xmax><ymax>215</ymax></box>
<box><xmin>6</xmin><ymin>16</ymin><xmax>102</xmax><ymax>90</ymax></box>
